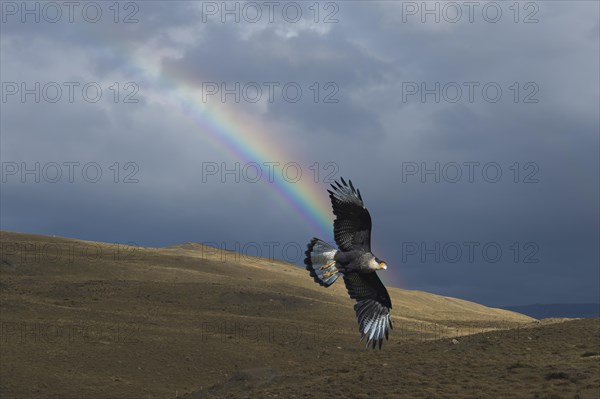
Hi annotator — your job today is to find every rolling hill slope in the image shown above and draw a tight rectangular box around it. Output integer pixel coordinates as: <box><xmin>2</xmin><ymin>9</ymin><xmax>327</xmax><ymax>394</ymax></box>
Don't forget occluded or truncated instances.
<box><xmin>1</xmin><ymin>231</ymin><xmax>597</xmax><ymax>398</ymax></box>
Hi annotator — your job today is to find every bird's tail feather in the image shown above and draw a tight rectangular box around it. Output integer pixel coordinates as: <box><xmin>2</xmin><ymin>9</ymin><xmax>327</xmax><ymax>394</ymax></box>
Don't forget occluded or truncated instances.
<box><xmin>304</xmin><ymin>238</ymin><xmax>340</xmax><ymax>287</ymax></box>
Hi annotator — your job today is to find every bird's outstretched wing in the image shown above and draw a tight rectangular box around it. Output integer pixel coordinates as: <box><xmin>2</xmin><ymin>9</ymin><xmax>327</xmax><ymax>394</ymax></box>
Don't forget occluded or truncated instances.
<box><xmin>327</xmin><ymin>177</ymin><xmax>372</xmax><ymax>252</ymax></box>
<box><xmin>343</xmin><ymin>272</ymin><xmax>392</xmax><ymax>349</ymax></box>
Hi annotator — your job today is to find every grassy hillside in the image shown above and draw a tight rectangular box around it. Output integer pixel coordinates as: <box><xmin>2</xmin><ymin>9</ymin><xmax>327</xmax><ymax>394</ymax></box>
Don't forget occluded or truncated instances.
<box><xmin>1</xmin><ymin>231</ymin><xmax>597</xmax><ymax>398</ymax></box>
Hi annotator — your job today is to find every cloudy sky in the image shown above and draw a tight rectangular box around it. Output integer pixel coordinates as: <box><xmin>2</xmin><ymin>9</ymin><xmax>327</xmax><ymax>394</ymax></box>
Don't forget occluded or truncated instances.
<box><xmin>1</xmin><ymin>1</ymin><xmax>598</xmax><ymax>307</ymax></box>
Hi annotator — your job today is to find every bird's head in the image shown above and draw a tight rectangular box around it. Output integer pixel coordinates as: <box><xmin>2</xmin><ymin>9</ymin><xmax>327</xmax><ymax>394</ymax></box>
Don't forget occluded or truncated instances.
<box><xmin>375</xmin><ymin>257</ymin><xmax>387</xmax><ymax>270</ymax></box>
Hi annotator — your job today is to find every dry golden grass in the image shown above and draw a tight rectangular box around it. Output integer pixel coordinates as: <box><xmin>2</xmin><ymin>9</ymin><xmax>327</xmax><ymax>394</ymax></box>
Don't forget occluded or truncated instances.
<box><xmin>1</xmin><ymin>231</ymin><xmax>598</xmax><ymax>398</ymax></box>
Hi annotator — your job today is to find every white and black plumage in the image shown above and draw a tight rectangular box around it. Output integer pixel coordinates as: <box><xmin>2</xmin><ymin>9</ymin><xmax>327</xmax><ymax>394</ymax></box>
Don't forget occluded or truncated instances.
<box><xmin>304</xmin><ymin>177</ymin><xmax>392</xmax><ymax>349</ymax></box>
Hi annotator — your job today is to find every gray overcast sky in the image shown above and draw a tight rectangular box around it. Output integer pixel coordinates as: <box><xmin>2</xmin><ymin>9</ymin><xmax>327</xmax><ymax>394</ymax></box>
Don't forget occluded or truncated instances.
<box><xmin>1</xmin><ymin>1</ymin><xmax>598</xmax><ymax>307</ymax></box>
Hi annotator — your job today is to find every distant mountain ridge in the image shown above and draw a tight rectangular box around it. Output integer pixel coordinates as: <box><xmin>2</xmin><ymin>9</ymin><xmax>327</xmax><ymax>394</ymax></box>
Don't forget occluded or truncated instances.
<box><xmin>501</xmin><ymin>303</ymin><xmax>600</xmax><ymax>319</ymax></box>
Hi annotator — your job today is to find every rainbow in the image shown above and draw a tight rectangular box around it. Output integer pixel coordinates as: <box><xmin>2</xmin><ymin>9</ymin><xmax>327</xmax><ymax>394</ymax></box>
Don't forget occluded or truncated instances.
<box><xmin>83</xmin><ymin>22</ymin><xmax>398</xmax><ymax>286</ymax></box>
<box><xmin>90</xmin><ymin>25</ymin><xmax>334</xmax><ymax>238</ymax></box>
<box><xmin>151</xmin><ymin>68</ymin><xmax>334</xmax><ymax>238</ymax></box>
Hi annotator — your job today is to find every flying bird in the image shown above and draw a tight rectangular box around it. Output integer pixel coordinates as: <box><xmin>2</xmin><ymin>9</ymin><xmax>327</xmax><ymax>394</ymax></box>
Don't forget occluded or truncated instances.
<box><xmin>304</xmin><ymin>177</ymin><xmax>392</xmax><ymax>349</ymax></box>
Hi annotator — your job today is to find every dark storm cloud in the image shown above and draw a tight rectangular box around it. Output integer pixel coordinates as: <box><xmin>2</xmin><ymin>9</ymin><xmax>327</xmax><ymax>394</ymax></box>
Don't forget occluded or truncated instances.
<box><xmin>1</xmin><ymin>1</ymin><xmax>598</xmax><ymax>307</ymax></box>
<box><xmin>161</xmin><ymin>20</ymin><xmax>386</xmax><ymax>139</ymax></box>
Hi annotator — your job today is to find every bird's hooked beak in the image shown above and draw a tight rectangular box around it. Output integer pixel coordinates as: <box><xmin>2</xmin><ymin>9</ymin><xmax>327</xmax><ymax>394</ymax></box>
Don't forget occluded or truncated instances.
<box><xmin>379</xmin><ymin>262</ymin><xmax>387</xmax><ymax>270</ymax></box>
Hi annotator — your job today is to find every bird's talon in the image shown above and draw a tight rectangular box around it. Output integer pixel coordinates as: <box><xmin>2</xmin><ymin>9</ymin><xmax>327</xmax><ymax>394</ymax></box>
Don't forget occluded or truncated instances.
<box><xmin>319</xmin><ymin>261</ymin><xmax>336</xmax><ymax>270</ymax></box>
<box><xmin>322</xmin><ymin>270</ymin><xmax>337</xmax><ymax>279</ymax></box>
